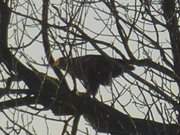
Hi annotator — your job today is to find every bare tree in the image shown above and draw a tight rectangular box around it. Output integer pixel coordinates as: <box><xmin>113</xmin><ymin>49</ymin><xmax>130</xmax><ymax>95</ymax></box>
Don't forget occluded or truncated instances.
<box><xmin>0</xmin><ymin>0</ymin><xmax>180</xmax><ymax>135</ymax></box>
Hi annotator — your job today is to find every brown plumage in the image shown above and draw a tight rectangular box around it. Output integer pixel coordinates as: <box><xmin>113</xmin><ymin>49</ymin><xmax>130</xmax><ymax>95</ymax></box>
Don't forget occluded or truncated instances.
<box><xmin>53</xmin><ymin>55</ymin><xmax>134</xmax><ymax>96</ymax></box>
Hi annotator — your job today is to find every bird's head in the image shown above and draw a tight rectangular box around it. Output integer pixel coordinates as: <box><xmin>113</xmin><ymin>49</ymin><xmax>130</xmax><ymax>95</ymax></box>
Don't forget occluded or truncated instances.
<box><xmin>53</xmin><ymin>57</ymin><xmax>69</xmax><ymax>70</ymax></box>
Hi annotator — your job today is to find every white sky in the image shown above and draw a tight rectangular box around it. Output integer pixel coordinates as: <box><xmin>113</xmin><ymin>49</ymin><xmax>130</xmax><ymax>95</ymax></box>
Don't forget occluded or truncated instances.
<box><xmin>0</xmin><ymin>0</ymin><xmax>178</xmax><ymax>135</ymax></box>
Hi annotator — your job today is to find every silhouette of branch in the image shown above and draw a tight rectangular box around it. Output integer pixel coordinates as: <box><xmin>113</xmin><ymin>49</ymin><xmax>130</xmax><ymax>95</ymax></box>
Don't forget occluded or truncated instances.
<box><xmin>0</xmin><ymin>2</ymin><xmax>179</xmax><ymax>135</ymax></box>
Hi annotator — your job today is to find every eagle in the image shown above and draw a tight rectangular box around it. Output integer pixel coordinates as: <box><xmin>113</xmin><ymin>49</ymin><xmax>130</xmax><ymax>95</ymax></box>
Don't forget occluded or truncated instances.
<box><xmin>53</xmin><ymin>55</ymin><xmax>134</xmax><ymax>97</ymax></box>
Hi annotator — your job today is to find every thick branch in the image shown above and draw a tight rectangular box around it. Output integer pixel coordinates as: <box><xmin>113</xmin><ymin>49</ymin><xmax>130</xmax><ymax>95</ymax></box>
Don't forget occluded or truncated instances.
<box><xmin>81</xmin><ymin>98</ymin><xmax>179</xmax><ymax>135</ymax></box>
<box><xmin>0</xmin><ymin>2</ymin><xmax>179</xmax><ymax>135</ymax></box>
<box><xmin>162</xmin><ymin>0</ymin><xmax>180</xmax><ymax>78</ymax></box>
<box><xmin>42</xmin><ymin>0</ymin><xmax>54</xmax><ymax>65</ymax></box>
<box><xmin>41</xmin><ymin>0</ymin><xmax>70</xmax><ymax>88</ymax></box>
<box><xmin>0</xmin><ymin>1</ymin><xmax>70</xmax><ymax>109</ymax></box>
<box><xmin>0</xmin><ymin>2</ymin><xmax>41</xmax><ymax>91</ymax></box>
<box><xmin>0</xmin><ymin>97</ymin><xmax>36</xmax><ymax>110</ymax></box>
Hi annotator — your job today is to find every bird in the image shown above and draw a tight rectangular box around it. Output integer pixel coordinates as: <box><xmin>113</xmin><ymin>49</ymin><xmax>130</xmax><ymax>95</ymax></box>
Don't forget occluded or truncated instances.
<box><xmin>53</xmin><ymin>55</ymin><xmax>134</xmax><ymax>97</ymax></box>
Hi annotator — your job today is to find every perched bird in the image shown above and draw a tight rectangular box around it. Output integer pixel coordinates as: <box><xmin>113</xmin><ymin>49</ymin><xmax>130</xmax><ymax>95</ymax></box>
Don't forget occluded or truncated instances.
<box><xmin>53</xmin><ymin>55</ymin><xmax>134</xmax><ymax>97</ymax></box>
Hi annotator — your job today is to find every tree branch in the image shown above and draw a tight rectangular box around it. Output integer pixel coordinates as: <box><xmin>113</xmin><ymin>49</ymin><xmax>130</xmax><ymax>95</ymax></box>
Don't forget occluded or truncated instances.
<box><xmin>0</xmin><ymin>2</ymin><xmax>179</xmax><ymax>135</ymax></box>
